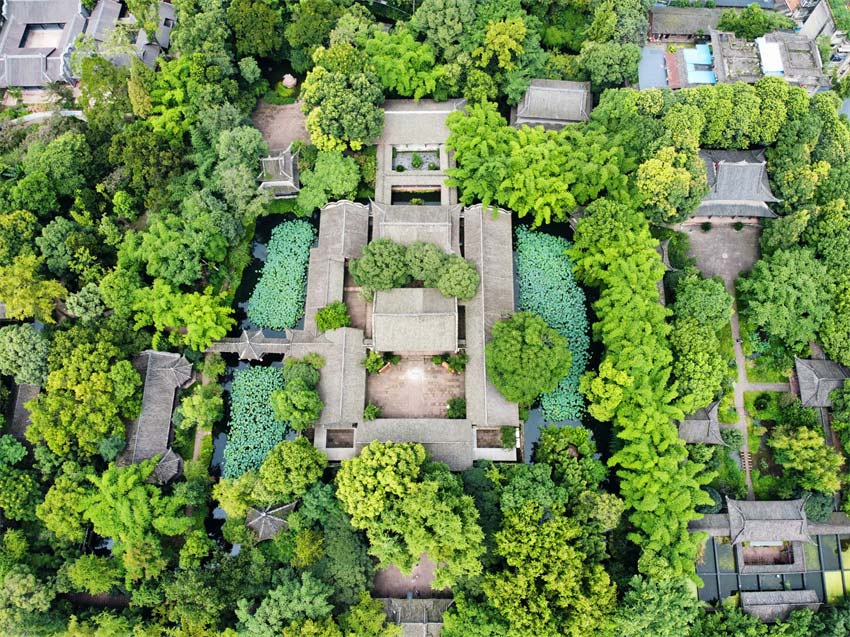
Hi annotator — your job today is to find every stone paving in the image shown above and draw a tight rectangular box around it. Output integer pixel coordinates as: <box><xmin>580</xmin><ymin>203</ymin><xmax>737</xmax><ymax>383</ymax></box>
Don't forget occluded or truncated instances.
<box><xmin>251</xmin><ymin>101</ymin><xmax>310</xmax><ymax>151</ymax></box>
<box><xmin>373</xmin><ymin>554</ymin><xmax>448</xmax><ymax>598</ymax></box>
<box><xmin>366</xmin><ymin>357</ymin><xmax>464</xmax><ymax>419</ymax></box>
<box><xmin>674</xmin><ymin>221</ymin><xmax>767</xmax><ymax>500</ymax></box>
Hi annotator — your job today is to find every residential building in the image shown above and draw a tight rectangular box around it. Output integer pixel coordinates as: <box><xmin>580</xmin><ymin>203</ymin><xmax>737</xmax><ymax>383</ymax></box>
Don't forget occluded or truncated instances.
<box><xmin>650</xmin><ymin>7</ymin><xmax>726</xmax><ymax>41</ymax></box>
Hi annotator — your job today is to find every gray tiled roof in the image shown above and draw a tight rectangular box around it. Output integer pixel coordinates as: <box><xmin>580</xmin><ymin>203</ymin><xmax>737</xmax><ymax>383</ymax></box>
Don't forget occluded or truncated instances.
<box><xmin>679</xmin><ymin>401</ymin><xmax>727</xmax><ymax>445</ymax></box>
<box><xmin>379</xmin><ymin>99</ymin><xmax>466</xmax><ymax>146</ymax></box>
<box><xmin>650</xmin><ymin>7</ymin><xmax>726</xmax><ymax>36</ymax></box>
<box><xmin>259</xmin><ymin>144</ymin><xmax>300</xmax><ymax>197</ymax></box>
<box><xmin>727</xmin><ymin>497</ymin><xmax>811</xmax><ymax>545</ymax></box>
<box><xmin>372</xmin><ymin>203</ymin><xmax>458</xmax><ymax>253</ymax></box>
<box><xmin>122</xmin><ymin>350</ymin><xmax>193</xmax><ymax>472</ymax></box>
<box><xmin>696</xmin><ymin>150</ymin><xmax>779</xmax><ymax>218</ymax></box>
<box><xmin>355</xmin><ymin>419</ymin><xmax>474</xmax><ymax>470</ymax></box>
<box><xmin>318</xmin><ymin>201</ymin><xmax>370</xmax><ymax>260</ymax></box>
<box><xmin>463</xmin><ymin>205</ymin><xmax>520</xmax><ymax>428</ymax></box>
<box><xmin>381</xmin><ymin>598</ymin><xmax>452</xmax><ymax>636</ymax></box>
<box><xmin>372</xmin><ymin>288</ymin><xmax>458</xmax><ymax>354</ymax></box>
<box><xmin>246</xmin><ymin>501</ymin><xmax>298</xmax><ymax>542</ymax></box>
<box><xmin>512</xmin><ymin>79</ymin><xmax>592</xmax><ymax>129</ymax></box>
<box><xmin>7</xmin><ymin>382</ymin><xmax>39</xmax><ymax>442</ymax></box>
<box><xmin>87</xmin><ymin>0</ymin><xmax>121</xmax><ymax>42</ymax></box>
<box><xmin>796</xmin><ymin>358</ymin><xmax>850</xmax><ymax>408</ymax></box>
<box><xmin>741</xmin><ymin>590</ymin><xmax>820</xmax><ymax>623</ymax></box>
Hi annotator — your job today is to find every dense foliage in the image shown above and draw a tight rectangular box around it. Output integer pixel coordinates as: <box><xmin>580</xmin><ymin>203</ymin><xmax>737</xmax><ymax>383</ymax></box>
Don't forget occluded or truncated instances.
<box><xmin>515</xmin><ymin>226</ymin><xmax>589</xmax><ymax>420</ymax></box>
<box><xmin>223</xmin><ymin>366</ymin><xmax>286</xmax><ymax>479</ymax></box>
<box><xmin>248</xmin><ymin>220</ymin><xmax>316</xmax><ymax>331</ymax></box>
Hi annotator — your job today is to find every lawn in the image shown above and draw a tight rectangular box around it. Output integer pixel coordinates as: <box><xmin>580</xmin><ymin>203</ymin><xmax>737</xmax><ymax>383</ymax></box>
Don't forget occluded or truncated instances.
<box><xmin>745</xmin><ymin>358</ymin><xmax>791</xmax><ymax>384</ymax></box>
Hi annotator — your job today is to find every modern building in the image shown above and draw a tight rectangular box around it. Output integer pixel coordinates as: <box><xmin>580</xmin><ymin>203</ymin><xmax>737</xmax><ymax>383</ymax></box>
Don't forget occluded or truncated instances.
<box><xmin>119</xmin><ymin>350</ymin><xmax>194</xmax><ymax>483</ymax></box>
<box><xmin>710</xmin><ymin>29</ymin><xmax>831</xmax><ymax>93</ymax></box>
<box><xmin>510</xmin><ymin>79</ymin><xmax>593</xmax><ymax>130</ymax></box>
<box><xmin>693</xmin><ymin>149</ymin><xmax>779</xmax><ymax>219</ymax></box>
<box><xmin>678</xmin><ymin>401</ymin><xmax>727</xmax><ymax>445</ymax></box>
<box><xmin>795</xmin><ymin>358</ymin><xmax>850</xmax><ymax>408</ymax></box>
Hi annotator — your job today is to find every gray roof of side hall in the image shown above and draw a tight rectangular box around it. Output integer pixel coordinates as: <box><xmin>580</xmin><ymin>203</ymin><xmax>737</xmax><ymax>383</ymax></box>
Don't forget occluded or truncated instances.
<box><xmin>741</xmin><ymin>590</ymin><xmax>820</xmax><ymax>623</ymax></box>
<box><xmin>372</xmin><ymin>203</ymin><xmax>460</xmax><ymax>254</ymax></box>
<box><xmin>318</xmin><ymin>201</ymin><xmax>370</xmax><ymax>260</ymax></box>
<box><xmin>86</xmin><ymin>0</ymin><xmax>121</xmax><ymax>43</ymax></box>
<box><xmin>796</xmin><ymin>357</ymin><xmax>850</xmax><ymax>408</ymax></box>
<box><xmin>355</xmin><ymin>418</ymin><xmax>475</xmax><ymax>471</ymax></box>
<box><xmin>513</xmin><ymin>79</ymin><xmax>592</xmax><ymax>129</ymax></box>
<box><xmin>288</xmin><ymin>327</ymin><xmax>366</xmax><ymax>426</ymax></box>
<box><xmin>679</xmin><ymin>401</ymin><xmax>727</xmax><ymax>445</ymax></box>
<box><xmin>650</xmin><ymin>7</ymin><xmax>727</xmax><ymax>37</ymax></box>
<box><xmin>0</xmin><ymin>0</ymin><xmax>86</xmax><ymax>87</ymax></box>
<box><xmin>379</xmin><ymin>98</ymin><xmax>467</xmax><ymax>147</ymax></box>
<box><xmin>372</xmin><ymin>288</ymin><xmax>458</xmax><ymax>354</ymax></box>
<box><xmin>696</xmin><ymin>150</ymin><xmax>779</xmax><ymax>218</ymax></box>
<box><xmin>463</xmin><ymin>205</ymin><xmax>520</xmax><ymax>428</ymax></box>
<box><xmin>381</xmin><ymin>598</ymin><xmax>453</xmax><ymax>637</ymax></box>
<box><xmin>122</xmin><ymin>350</ymin><xmax>193</xmax><ymax>467</ymax></box>
<box><xmin>727</xmin><ymin>497</ymin><xmax>812</xmax><ymax>545</ymax></box>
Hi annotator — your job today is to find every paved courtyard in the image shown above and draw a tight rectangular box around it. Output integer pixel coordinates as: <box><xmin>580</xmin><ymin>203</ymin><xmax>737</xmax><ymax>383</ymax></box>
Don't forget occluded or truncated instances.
<box><xmin>366</xmin><ymin>357</ymin><xmax>464</xmax><ymax>419</ymax></box>
<box><xmin>673</xmin><ymin>222</ymin><xmax>761</xmax><ymax>284</ymax></box>
<box><xmin>373</xmin><ymin>554</ymin><xmax>448</xmax><ymax>598</ymax></box>
<box><xmin>251</xmin><ymin>101</ymin><xmax>310</xmax><ymax>151</ymax></box>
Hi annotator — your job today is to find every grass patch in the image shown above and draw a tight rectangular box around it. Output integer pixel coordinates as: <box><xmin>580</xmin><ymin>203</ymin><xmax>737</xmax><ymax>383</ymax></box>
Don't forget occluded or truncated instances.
<box><xmin>743</xmin><ymin>390</ymin><xmax>782</xmax><ymax>422</ymax></box>
<box><xmin>718</xmin><ymin>391</ymin><xmax>738</xmax><ymax>424</ymax></box>
<box><xmin>745</xmin><ymin>358</ymin><xmax>790</xmax><ymax>383</ymax></box>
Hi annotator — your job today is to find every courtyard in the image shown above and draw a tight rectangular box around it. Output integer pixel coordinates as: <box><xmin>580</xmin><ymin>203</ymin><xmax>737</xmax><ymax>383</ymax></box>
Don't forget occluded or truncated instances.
<box><xmin>366</xmin><ymin>357</ymin><xmax>465</xmax><ymax>419</ymax></box>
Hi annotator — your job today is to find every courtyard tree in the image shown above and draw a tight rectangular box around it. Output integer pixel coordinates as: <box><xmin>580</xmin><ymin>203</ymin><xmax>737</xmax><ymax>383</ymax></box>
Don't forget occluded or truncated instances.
<box><xmin>614</xmin><ymin>576</ymin><xmax>701</xmax><ymax>637</ymax></box>
<box><xmin>436</xmin><ymin>255</ymin><xmax>480</xmax><ymax>301</ymax></box>
<box><xmin>485</xmin><ymin>312</ymin><xmax>571</xmax><ymax>405</ymax></box>
<box><xmin>0</xmin><ymin>323</ymin><xmax>49</xmax><ymax>385</ymax></box>
<box><xmin>255</xmin><ymin>437</ymin><xmax>328</xmax><ymax>504</ymax></box>
<box><xmin>271</xmin><ymin>356</ymin><xmax>325</xmax><ymax>431</ymax></box>
<box><xmin>0</xmin><ymin>255</ymin><xmax>65</xmax><ymax>323</ymax></box>
<box><xmin>348</xmin><ymin>239</ymin><xmax>411</xmax><ymax>294</ymax></box>
<box><xmin>769</xmin><ymin>425</ymin><xmax>843</xmax><ymax>496</ymax></box>
<box><xmin>296</xmin><ymin>151</ymin><xmax>361</xmax><ymax>214</ymax></box>
<box><xmin>227</xmin><ymin>0</ymin><xmax>284</xmax><ymax>58</ymax></box>
<box><xmin>673</xmin><ymin>267</ymin><xmax>733</xmax><ymax>330</ymax></box>
<box><xmin>315</xmin><ymin>301</ymin><xmax>352</xmax><ymax>332</ymax></box>
<box><xmin>335</xmin><ymin>441</ymin><xmax>484</xmax><ymax>588</ymax></box>
<box><xmin>405</xmin><ymin>241</ymin><xmax>447</xmax><ymax>287</ymax></box>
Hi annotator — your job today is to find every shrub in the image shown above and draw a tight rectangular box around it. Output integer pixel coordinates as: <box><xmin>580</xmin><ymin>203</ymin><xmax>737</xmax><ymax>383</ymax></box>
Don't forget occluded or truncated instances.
<box><xmin>395</xmin><ymin>165</ymin><xmax>405</xmax><ymax>172</ymax></box>
<box><xmin>501</xmin><ymin>426</ymin><xmax>516</xmax><ymax>449</ymax></box>
<box><xmin>362</xmin><ymin>350</ymin><xmax>387</xmax><ymax>374</ymax></box>
<box><xmin>428</xmin><ymin>162</ymin><xmax>438</xmax><ymax>170</ymax></box>
<box><xmin>437</xmin><ymin>255</ymin><xmax>480</xmax><ymax>301</ymax></box>
<box><xmin>315</xmin><ymin>301</ymin><xmax>351</xmax><ymax>332</ymax></box>
<box><xmin>223</xmin><ymin>367</ymin><xmax>286</xmax><ymax>479</ymax></box>
<box><xmin>446</xmin><ymin>397</ymin><xmax>466</xmax><ymax>419</ymax></box>
<box><xmin>248</xmin><ymin>220</ymin><xmax>315</xmax><ymax>330</ymax></box>
<box><xmin>733</xmin><ymin>221</ymin><xmax>744</xmax><ymax>231</ymax></box>
<box><xmin>410</xmin><ymin>197</ymin><xmax>424</xmax><ymax>205</ymax></box>
<box><xmin>515</xmin><ymin>227</ymin><xmax>589</xmax><ymax>420</ymax></box>
<box><xmin>411</xmin><ymin>153</ymin><xmax>423</xmax><ymax>169</ymax></box>
<box><xmin>433</xmin><ymin>352</ymin><xmax>468</xmax><ymax>373</ymax></box>
<box><xmin>363</xmin><ymin>403</ymin><xmax>381</xmax><ymax>421</ymax></box>
<box><xmin>700</xmin><ymin>222</ymin><xmax>712</xmax><ymax>232</ymax></box>
<box><xmin>696</xmin><ymin>487</ymin><xmax>723</xmax><ymax>514</ymax></box>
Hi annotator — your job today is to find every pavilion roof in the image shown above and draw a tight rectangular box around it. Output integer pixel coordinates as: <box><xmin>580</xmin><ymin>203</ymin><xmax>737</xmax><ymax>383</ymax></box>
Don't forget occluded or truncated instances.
<box><xmin>246</xmin><ymin>502</ymin><xmax>298</xmax><ymax>541</ymax></box>
<box><xmin>795</xmin><ymin>358</ymin><xmax>850</xmax><ymax>408</ymax></box>
<box><xmin>372</xmin><ymin>288</ymin><xmax>458</xmax><ymax>354</ymax></box>
<box><xmin>679</xmin><ymin>401</ymin><xmax>726</xmax><ymax>445</ymax></box>
<box><xmin>727</xmin><ymin>497</ymin><xmax>811</xmax><ymax>545</ymax></box>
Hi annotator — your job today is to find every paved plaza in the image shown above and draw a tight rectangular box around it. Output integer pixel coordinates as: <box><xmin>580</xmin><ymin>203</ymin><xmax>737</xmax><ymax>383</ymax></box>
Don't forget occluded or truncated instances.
<box><xmin>366</xmin><ymin>357</ymin><xmax>464</xmax><ymax>419</ymax></box>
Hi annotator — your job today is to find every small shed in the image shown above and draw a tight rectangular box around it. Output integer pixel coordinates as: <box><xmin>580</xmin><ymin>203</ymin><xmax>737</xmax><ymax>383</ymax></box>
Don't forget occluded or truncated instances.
<box><xmin>678</xmin><ymin>401</ymin><xmax>726</xmax><ymax>445</ymax></box>
<box><xmin>795</xmin><ymin>357</ymin><xmax>850</xmax><ymax>408</ymax></box>
<box><xmin>727</xmin><ymin>497</ymin><xmax>811</xmax><ymax>545</ymax></box>
<box><xmin>259</xmin><ymin>144</ymin><xmax>300</xmax><ymax>198</ymax></box>
<box><xmin>511</xmin><ymin>79</ymin><xmax>593</xmax><ymax>130</ymax></box>
<box><xmin>372</xmin><ymin>288</ymin><xmax>458</xmax><ymax>354</ymax></box>
<box><xmin>246</xmin><ymin>502</ymin><xmax>298</xmax><ymax>541</ymax></box>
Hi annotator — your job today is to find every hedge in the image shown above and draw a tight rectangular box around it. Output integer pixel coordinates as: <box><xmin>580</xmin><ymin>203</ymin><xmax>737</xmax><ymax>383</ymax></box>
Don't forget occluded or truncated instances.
<box><xmin>516</xmin><ymin>226</ymin><xmax>589</xmax><ymax>420</ymax></box>
<box><xmin>247</xmin><ymin>220</ymin><xmax>315</xmax><ymax>330</ymax></box>
<box><xmin>223</xmin><ymin>366</ymin><xmax>286</xmax><ymax>479</ymax></box>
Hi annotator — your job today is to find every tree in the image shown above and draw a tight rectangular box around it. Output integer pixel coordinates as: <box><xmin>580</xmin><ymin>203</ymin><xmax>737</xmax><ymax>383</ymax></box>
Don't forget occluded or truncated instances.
<box><xmin>271</xmin><ymin>380</ymin><xmax>324</xmax><ymax>431</ymax></box>
<box><xmin>437</xmin><ymin>255</ymin><xmax>480</xmax><ymax>301</ymax></box>
<box><xmin>26</xmin><ymin>341</ymin><xmax>141</xmax><ymax>456</ymax></box>
<box><xmin>348</xmin><ymin>239</ymin><xmax>411</xmax><ymax>294</ymax></box>
<box><xmin>737</xmin><ymin>248</ymin><xmax>832</xmax><ymax>352</ymax></box>
<box><xmin>769</xmin><ymin>425</ymin><xmax>843</xmax><ymax>495</ymax></box>
<box><xmin>315</xmin><ymin>301</ymin><xmax>351</xmax><ymax>332</ymax></box>
<box><xmin>0</xmin><ymin>566</ymin><xmax>55</xmax><ymax>632</ymax></box>
<box><xmin>36</xmin><ymin>462</ymin><xmax>93</xmax><ymax>543</ymax></box>
<box><xmin>79</xmin><ymin>55</ymin><xmax>132</xmax><ymax>139</ymax></box>
<box><xmin>364</xmin><ymin>29</ymin><xmax>445</xmax><ymax>100</ymax></box>
<box><xmin>301</xmin><ymin>66</ymin><xmax>384</xmax><ymax>151</ymax></box>
<box><xmin>0</xmin><ymin>323</ymin><xmax>49</xmax><ymax>385</ymax></box>
<box><xmin>0</xmin><ymin>436</ymin><xmax>40</xmax><ymax>522</ymax></box>
<box><xmin>336</xmin><ymin>441</ymin><xmax>484</xmax><ymax>588</ymax></box>
<box><xmin>474</xmin><ymin>17</ymin><xmax>526</xmax><ymax>71</ymax></box>
<box><xmin>636</xmin><ymin>146</ymin><xmax>707</xmax><ymax>224</ymax></box>
<box><xmin>296</xmin><ymin>151</ymin><xmax>360</xmax><ymax>214</ymax></box>
<box><xmin>409</xmin><ymin>0</ymin><xmax>474</xmax><ymax>59</ymax></box>
<box><xmin>85</xmin><ymin>461</ymin><xmax>192</xmax><ymax>584</ymax></box>
<box><xmin>338</xmin><ymin>593</ymin><xmax>401</xmax><ymax>637</ymax></box>
<box><xmin>674</xmin><ymin>267</ymin><xmax>733</xmax><ymax>330</ymax></box>
<box><xmin>614</xmin><ymin>576</ymin><xmax>700</xmax><ymax>637</ymax></box>
<box><xmin>285</xmin><ymin>0</ymin><xmax>348</xmax><ymax>73</ymax></box>
<box><xmin>227</xmin><ymin>0</ymin><xmax>284</xmax><ymax>58</ymax></box>
<box><xmin>62</xmin><ymin>555</ymin><xmax>123</xmax><ymax>595</ymax></box>
<box><xmin>22</xmin><ymin>131</ymin><xmax>91</xmax><ymax>198</ymax></box>
<box><xmin>405</xmin><ymin>241</ymin><xmax>447</xmax><ymax>287</ymax></box>
<box><xmin>670</xmin><ymin>318</ymin><xmax>726</xmax><ymax>414</ymax></box>
<box><xmin>0</xmin><ymin>255</ymin><xmax>65</xmax><ymax>323</ymax></box>
<box><xmin>176</xmin><ymin>383</ymin><xmax>224</xmax><ymax>431</ymax></box>
<box><xmin>820</xmin><ymin>276</ymin><xmax>850</xmax><ymax>366</ymax></box>
<box><xmin>577</xmin><ymin>41</ymin><xmax>641</xmax><ymax>89</ymax></box>
<box><xmin>0</xmin><ymin>210</ymin><xmax>38</xmax><ymax>266</ymax></box>
<box><xmin>485</xmin><ymin>312</ymin><xmax>571</xmax><ymax>405</ymax></box>
<box><xmin>255</xmin><ymin>437</ymin><xmax>328</xmax><ymax>504</ymax></box>
<box><xmin>236</xmin><ymin>570</ymin><xmax>334</xmax><ymax>636</ymax></box>
<box><xmin>65</xmin><ymin>283</ymin><xmax>106</xmax><ymax>323</ymax></box>
<box><xmin>717</xmin><ymin>4</ymin><xmax>795</xmax><ymax>40</ymax></box>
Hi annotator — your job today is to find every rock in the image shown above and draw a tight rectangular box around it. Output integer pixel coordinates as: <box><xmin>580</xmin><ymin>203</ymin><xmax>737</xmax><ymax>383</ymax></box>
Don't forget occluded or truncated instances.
<box><xmin>282</xmin><ymin>74</ymin><xmax>298</xmax><ymax>89</ymax></box>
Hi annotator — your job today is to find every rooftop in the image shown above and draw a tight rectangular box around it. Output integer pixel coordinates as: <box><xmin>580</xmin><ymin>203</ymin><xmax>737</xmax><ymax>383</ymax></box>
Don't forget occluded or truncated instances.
<box><xmin>679</xmin><ymin>401</ymin><xmax>727</xmax><ymax>445</ymax></box>
<box><xmin>379</xmin><ymin>99</ymin><xmax>467</xmax><ymax>147</ymax></box>
<box><xmin>259</xmin><ymin>144</ymin><xmax>300</xmax><ymax>198</ymax></box>
<box><xmin>795</xmin><ymin>357</ymin><xmax>850</xmax><ymax>408</ymax></box>
<box><xmin>511</xmin><ymin>79</ymin><xmax>592</xmax><ymax>129</ymax></box>
<box><xmin>372</xmin><ymin>203</ymin><xmax>459</xmax><ymax>253</ymax></box>
<box><xmin>696</xmin><ymin>149</ymin><xmax>779</xmax><ymax>218</ymax></box>
<box><xmin>372</xmin><ymin>288</ymin><xmax>458</xmax><ymax>354</ymax></box>
<box><xmin>727</xmin><ymin>497</ymin><xmax>811</xmax><ymax>545</ymax></box>
<box><xmin>650</xmin><ymin>7</ymin><xmax>726</xmax><ymax>37</ymax></box>
<box><xmin>740</xmin><ymin>590</ymin><xmax>820</xmax><ymax>622</ymax></box>
<box><xmin>246</xmin><ymin>502</ymin><xmax>298</xmax><ymax>542</ymax></box>
<box><xmin>356</xmin><ymin>418</ymin><xmax>474</xmax><ymax>471</ymax></box>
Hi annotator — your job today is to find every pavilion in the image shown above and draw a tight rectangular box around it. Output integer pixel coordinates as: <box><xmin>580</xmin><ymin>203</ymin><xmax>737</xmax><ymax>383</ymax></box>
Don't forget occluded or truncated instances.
<box><xmin>693</xmin><ymin>150</ymin><xmax>779</xmax><ymax>219</ymax></box>
<box><xmin>511</xmin><ymin>79</ymin><xmax>593</xmax><ymax>129</ymax></box>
